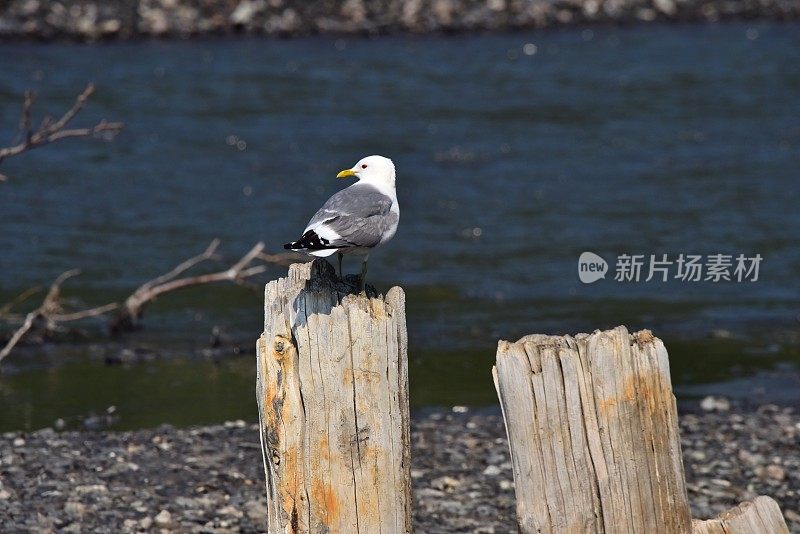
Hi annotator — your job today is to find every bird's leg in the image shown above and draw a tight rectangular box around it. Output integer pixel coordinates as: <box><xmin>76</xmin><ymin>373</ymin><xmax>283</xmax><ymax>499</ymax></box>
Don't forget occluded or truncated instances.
<box><xmin>337</xmin><ymin>252</ymin><xmax>343</xmax><ymax>279</ymax></box>
<box><xmin>359</xmin><ymin>257</ymin><xmax>368</xmax><ymax>292</ymax></box>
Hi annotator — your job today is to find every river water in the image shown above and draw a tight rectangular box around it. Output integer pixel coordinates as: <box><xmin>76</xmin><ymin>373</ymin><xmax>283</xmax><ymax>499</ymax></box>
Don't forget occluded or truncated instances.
<box><xmin>1</xmin><ymin>22</ymin><xmax>799</xmax><ymax>430</ymax></box>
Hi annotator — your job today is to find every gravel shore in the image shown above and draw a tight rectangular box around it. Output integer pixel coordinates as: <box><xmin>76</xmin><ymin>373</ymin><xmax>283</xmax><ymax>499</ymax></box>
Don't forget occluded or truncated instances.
<box><xmin>1</xmin><ymin>0</ymin><xmax>798</xmax><ymax>41</ymax></box>
<box><xmin>1</xmin><ymin>402</ymin><xmax>798</xmax><ymax>533</ymax></box>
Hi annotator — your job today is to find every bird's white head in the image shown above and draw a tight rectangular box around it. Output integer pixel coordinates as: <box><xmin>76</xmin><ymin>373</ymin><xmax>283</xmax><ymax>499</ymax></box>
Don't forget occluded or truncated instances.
<box><xmin>337</xmin><ymin>155</ymin><xmax>396</xmax><ymax>189</ymax></box>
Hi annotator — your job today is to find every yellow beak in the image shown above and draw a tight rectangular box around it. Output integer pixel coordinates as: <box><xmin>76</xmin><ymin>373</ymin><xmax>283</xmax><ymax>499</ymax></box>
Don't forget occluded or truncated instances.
<box><xmin>336</xmin><ymin>169</ymin><xmax>356</xmax><ymax>179</ymax></box>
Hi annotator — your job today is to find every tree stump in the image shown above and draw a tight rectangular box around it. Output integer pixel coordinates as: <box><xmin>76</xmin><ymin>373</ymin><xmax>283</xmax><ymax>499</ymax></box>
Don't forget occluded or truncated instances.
<box><xmin>494</xmin><ymin>326</ymin><xmax>790</xmax><ymax>534</ymax></box>
<box><xmin>493</xmin><ymin>326</ymin><xmax>691</xmax><ymax>533</ymax></box>
<box><xmin>692</xmin><ymin>496</ymin><xmax>789</xmax><ymax>534</ymax></box>
<box><xmin>256</xmin><ymin>260</ymin><xmax>411</xmax><ymax>534</ymax></box>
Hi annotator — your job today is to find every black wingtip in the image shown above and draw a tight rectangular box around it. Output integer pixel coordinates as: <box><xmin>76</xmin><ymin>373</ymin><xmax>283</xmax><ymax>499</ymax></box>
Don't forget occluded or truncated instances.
<box><xmin>284</xmin><ymin>230</ymin><xmax>332</xmax><ymax>251</ymax></box>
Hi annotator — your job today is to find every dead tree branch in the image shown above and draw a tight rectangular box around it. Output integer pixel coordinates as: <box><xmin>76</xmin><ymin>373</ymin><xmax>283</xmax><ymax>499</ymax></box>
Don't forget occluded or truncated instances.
<box><xmin>0</xmin><ymin>241</ymin><xmax>303</xmax><ymax>360</ymax></box>
<box><xmin>111</xmin><ymin>241</ymin><xmax>268</xmax><ymax>332</ymax></box>
<box><xmin>0</xmin><ymin>83</ymin><xmax>124</xmax><ymax>167</ymax></box>
<box><xmin>0</xmin><ymin>286</ymin><xmax>42</xmax><ymax>318</ymax></box>
<box><xmin>0</xmin><ymin>270</ymin><xmax>119</xmax><ymax>363</ymax></box>
<box><xmin>258</xmin><ymin>250</ymin><xmax>306</xmax><ymax>267</ymax></box>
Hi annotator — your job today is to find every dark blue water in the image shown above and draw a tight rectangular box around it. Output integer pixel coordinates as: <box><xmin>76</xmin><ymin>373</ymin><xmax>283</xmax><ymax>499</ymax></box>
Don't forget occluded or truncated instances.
<box><xmin>1</xmin><ymin>22</ymin><xmax>799</xmax><ymax>430</ymax></box>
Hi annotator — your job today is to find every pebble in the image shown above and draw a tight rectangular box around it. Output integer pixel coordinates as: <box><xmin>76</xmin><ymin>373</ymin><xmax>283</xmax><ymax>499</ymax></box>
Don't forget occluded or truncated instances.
<box><xmin>689</xmin><ymin>450</ymin><xmax>707</xmax><ymax>461</ymax></box>
<box><xmin>785</xmin><ymin>509</ymin><xmax>800</xmax><ymax>523</ymax></box>
<box><xmin>243</xmin><ymin>499</ymin><xmax>268</xmax><ymax>521</ymax></box>
<box><xmin>217</xmin><ymin>505</ymin><xmax>243</xmax><ymax>518</ymax></box>
<box><xmin>154</xmin><ymin>509</ymin><xmax>172</xmax><ymax>526</ymax></box>
<box><xmin>64</xmin><ymin>501</ymin><xmax>86</xmax><ymax>518</ymax></box>
<box><xmin>75</xmin><ymin>484</ymin><xmax>108</xmax><ymax>495</ymax></box>
<box><xmin>482</xmin><ymin>465</ymin><xmax>501</xmax><ymax>476</ymax></box>
<box><xmin>757</xmin><ymin>464</ymin><xmax>786</xmax><ymax>482</ymax></box>
<box><xmin>431</xmin><ymin>475</ymin><xmax>461</xmax><ymax>491</ymax></box>
<box><xmin>416</xmin><ymin>487</ymin><xmax>445</xmax><ymax>499</ymax></box>
<box><xmin>738</xmin><ymin>450</ymin><xmax>764</xmax><ymax>466</ymax></box>
<box><xmin>700</xmin><ymin>396</ymin><xmax>731</xmax><ymax>412</ymax></box>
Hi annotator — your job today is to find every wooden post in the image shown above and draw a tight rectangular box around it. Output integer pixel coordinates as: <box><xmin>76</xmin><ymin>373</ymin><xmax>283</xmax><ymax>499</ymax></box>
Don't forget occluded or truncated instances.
<box><xmin>256</xmin><ymin>260</ymin><xmax>412</xmax><ymax>534</ymax></box>
<box><xmin>493</xmin><ymin>326</ymin><xmax>692</xmax><ymax>533</ymax></box>
<box><xmin>692</xmin><ymin>496</ymin><xmax>789</xmax><ymax>534</ymax></box>
<box><xmin>493</xmin><ymin>326</ymin><xmax>789</xmax><ymax>534</ymax></box>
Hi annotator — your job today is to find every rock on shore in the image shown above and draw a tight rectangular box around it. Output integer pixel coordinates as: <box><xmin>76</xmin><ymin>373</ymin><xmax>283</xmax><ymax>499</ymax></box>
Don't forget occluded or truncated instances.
<box><xmin>0</xmin><ymin>404</ymin><xmax>799</xmax><ymax>532</ymax></box>
<box><xmin>0</xmin><ymin>0</ymin><xmax>798</xmax><ymax>40</ymax></box>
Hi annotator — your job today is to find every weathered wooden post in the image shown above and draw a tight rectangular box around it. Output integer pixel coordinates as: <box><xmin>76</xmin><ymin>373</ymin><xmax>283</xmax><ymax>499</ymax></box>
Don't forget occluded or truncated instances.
<box><xmin>493</xmin><ymin>326</ymin><xmax>789</xmax><ymax>534</ymax></box>
<box><xmin>692</xmin><ymin>496</ymin><xmax>789</xmax><ymax>534</ymax></box>
<box><xmin>256</xmin><ymin>260</ymin><xmax>412</xmax><ymax>534</ymax></box>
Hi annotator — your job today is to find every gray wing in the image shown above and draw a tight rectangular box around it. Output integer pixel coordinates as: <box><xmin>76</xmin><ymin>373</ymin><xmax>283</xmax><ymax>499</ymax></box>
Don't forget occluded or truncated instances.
<box><xmin>306</xmin><ymin>183</ymin><xmax>396</xmax><ymax>248</ymax></box>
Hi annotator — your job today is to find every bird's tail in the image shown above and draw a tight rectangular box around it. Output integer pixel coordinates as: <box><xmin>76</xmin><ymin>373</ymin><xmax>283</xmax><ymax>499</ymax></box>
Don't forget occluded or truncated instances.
<box><xmin>284</xmin><ymin>230</ymin><xmax>338</xmax><ymax>257</ymax></box>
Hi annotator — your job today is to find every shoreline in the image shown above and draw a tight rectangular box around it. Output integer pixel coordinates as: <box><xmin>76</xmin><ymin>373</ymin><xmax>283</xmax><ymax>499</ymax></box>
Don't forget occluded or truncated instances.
<box><xmin>1</xmin><ymin>402</ymin><xmax>798</xmax><ymax>532</ymax></box>
<box><xmin>1</xmin><ymin>0</ymin><xmax>797</xmax><ymax>42</ymax></box>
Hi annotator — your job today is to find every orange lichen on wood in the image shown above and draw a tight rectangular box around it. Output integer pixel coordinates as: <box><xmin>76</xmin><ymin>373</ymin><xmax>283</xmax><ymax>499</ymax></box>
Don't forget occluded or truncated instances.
<box><xmin>623</xmin><ymin>373</ymin><xmax>649</xmax><ymax>403</ymax></box>
<box><xmin>597</xmin><ymin>396</ymin><xmax>618</xmax><ymax>414</ymax></box>
<box><xmin>280</xmin><ymin>449</ymin><xmax>301</xmax><ymax>517</ymax></box>
<box><xmin>311</xmin><ymin>477</ymin><xmax>339</xmax><ymax>524</ymax></box>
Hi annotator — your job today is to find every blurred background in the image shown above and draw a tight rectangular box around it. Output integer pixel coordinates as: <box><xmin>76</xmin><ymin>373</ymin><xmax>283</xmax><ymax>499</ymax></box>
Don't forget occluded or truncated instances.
<box><xmin>1</xmin><ymin>21</ymin><xmax>799</xmax><ymax>432</ymax></box>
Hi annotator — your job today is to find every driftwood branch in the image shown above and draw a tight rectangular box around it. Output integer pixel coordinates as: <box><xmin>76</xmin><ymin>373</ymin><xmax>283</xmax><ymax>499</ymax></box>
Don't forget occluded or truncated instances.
<box><xmin>111</xmin><ymin>240</ymin><xmax>268</xmax><ymax>332</ymax></box>
<box><xmin>0</xmin><ymin>241</ymin><xmax>302</xmax><ymax>360</ymax></box>
<box><xmin>0</xmin><ymin>83</ymin><xmax>124</xmax><ymax>167</ymax></box>
<box><xmin>0</xmin><ymin>270</ymin><xmax>119</xmax><ymax>363</ymax></box>
<box><xmin>51</xmin><ymin>303</ymin><xmax>120</xmax><ymax>322</ymax></box>
<box><xmin>0</xmin><ymin>286</ymin><xmax>42</xmax><ymax>317</ymax></box>
<box><xmin>258</xmin><ymin>250</ymin><xmax>306</xmax><ymax>267</ymax></box>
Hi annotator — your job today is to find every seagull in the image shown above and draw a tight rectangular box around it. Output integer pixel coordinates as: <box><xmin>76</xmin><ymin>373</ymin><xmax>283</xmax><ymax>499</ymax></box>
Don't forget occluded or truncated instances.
<box><xmin>283</xmin><ymin>155</ymin><xmax>399</xmax><ymax>290</ymax></box>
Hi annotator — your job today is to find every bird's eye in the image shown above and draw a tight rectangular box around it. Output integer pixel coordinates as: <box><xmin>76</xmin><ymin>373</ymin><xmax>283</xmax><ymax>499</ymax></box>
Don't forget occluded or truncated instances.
<box><xmin>361</xmin><ymin>164</ymin><xmax>368</xmax><ymax>169</ymax></box>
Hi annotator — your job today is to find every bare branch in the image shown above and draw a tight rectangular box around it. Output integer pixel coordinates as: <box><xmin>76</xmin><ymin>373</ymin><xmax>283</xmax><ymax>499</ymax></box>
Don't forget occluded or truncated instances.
<box><xmin>0</xmin><ymin>269</ymin><xmax>115</xmax><ymax>364</ymax></box>
<box><xmin>0</xmin><ymin>83</ymin><xmax>124</xmax><ymax>167</ymax></box>
<box><xmin>239</xmin><ymin>265</ymin><xmax>268</xmax><ymax>277</ymax></box>
<box><xmin>0</xmin><ymin>311</ymin><xmax>39</xmax><ymax>362</ymax></box>
<box><xmin>258</xmin><ymin>250</ymin><xmax>306</xmax><ymax>267</ymax></box>
<box><xmin>44</xmin><ymin>83</ymin><xmax>95</xmax><ymax>135</ymax></box>
<box><xmin>50</xmin><ymin>302</ymin><xmax>119</xmax><ymax>322</ymax></box>
<box><xmin>112</xmin><ymin>241</ymin><xmax>267</xmax><ymax>332</ymax></box>
<box><xmin>1</xmin><ymin>241</ymin><xmax>295</xmax><ymax>357</ymax></box>
<box><xmin>227</xmin><ymin>242</ymin><xmax>266</xmax><ymax>274</ymax></box>
<box><xmin>47</xmin><ymin>269</ymin><xmax>81</xmax><ymax>297</ymax></box>
<box><xmin>140</xmin><ymin>239</ymin><xmax>221</xmax><ymax>292</ymax></box>
<box><xmin>40</xmin><ymin>269</ymin><xmax>81</xmax><ymax>315</ymax></box>
<box><xmin>0</xmin><ymin>286</ymin><xmax>43</xmax><ymax>317</ymax></box>
<box><xmin>41</xmin><ymin>121</ymin><xmax>125</xmax><ymax>143</ymax></box>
